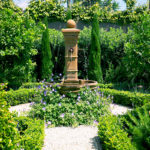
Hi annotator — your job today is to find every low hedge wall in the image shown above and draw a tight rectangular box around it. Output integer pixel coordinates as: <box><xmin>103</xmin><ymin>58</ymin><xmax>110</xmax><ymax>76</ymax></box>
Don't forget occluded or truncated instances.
<box><xmin>99</xmin><ymin>88</ymin><xmax>150</xmax><ymax>107</ymax></box>
<box><xmin>98</xmin><ymin>114</ymin><xmax>134</xmax><ymax>150</ymax></box>
<box><xmin>3</xmin><ymin>88</ymin><xmax>37</xmax><ymax>106</ymax></box>
<box><xmin>20</xmin><ymin>82</ymin><xmax>44</xmax><ymax>89</ymax></box>
<box><xmin>15</xmin><ymin>116</ymin><xmax>44</xmax><ymax>150</ymax></box>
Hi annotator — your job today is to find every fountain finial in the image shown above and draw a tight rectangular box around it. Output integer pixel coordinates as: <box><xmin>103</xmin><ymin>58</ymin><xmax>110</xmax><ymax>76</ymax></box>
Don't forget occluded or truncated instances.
<box><xmin>67</xmin><ymin>19</ymin><xmax>76</xmax><ymax>28</ymax></box>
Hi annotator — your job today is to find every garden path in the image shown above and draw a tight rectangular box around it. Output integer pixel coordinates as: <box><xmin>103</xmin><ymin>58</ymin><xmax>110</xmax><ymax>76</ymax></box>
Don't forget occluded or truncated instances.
<box><xmin>9</xmin><ymin>103</ymin><xmax>132</xmax><ymax>150</ymax></box>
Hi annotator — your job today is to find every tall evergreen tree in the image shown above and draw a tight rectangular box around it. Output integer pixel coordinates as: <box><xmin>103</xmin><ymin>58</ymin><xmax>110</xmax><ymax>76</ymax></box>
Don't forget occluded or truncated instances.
<box><xmin>41</xmin><ymin>17</ymin><xmax>53</xmax><ymax>80</ymax></box>
<box><xmin>88</xmin><ymin>14</ymin><xmax>103</xmax><ymax>83</ymax></box>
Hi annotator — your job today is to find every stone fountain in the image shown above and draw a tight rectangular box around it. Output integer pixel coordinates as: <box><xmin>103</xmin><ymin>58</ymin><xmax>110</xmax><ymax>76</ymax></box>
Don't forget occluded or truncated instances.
<box><xmin>60</xmin><ymin>19</ymin><xmax>97</xmax><ymax>93</ymax></box>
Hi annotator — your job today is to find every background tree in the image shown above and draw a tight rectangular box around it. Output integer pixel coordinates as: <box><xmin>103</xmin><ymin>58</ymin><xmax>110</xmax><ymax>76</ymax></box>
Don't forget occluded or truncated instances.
<box><xmin>0</xmin><ymin>9</ymin><xmax>41</xmax><ymax>88</ymax></box>
<box><xmin>73</xmin><ymin>0</ymin><xmax>119</xmax><ymax>11</ymax></box>
<box><xmin>40</xmin><ymin>17</ymin><xmax>53</xmax><ymax>80</ymax></box>
<box><xmin>88</xmin><ymin>14</ymin><xmax>103</xmax><ymax>83</ymax></box>
<box><xmin>123</xmin><ymin>12</ymin><xmax>150</xmax><ymax>84</ymax></box>
<box><xmin>123</xmin><ymin>0</ymin><xmax>137</xmax><ymax>10</ymax></box>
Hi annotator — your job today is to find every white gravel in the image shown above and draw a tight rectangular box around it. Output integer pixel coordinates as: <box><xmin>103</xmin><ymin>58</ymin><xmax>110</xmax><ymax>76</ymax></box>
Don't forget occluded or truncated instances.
<box><xmin>43</xmin><ymin>125</ymin><xmax>102</xmax><ymax>150</ymax></box>
<box><xmin>9</xmin><ymin>103</ymin><xmax>132</xmax><ymax>150</ymax></box>
<box><xmin>110</xmin><ymin>103</ymin><xmax>132</xmax><ymax>115</ymax></box>
<box><xmin>9</xmin><ymin>103</ymin><xmax>31</xmax><ymax>116</ymax></box>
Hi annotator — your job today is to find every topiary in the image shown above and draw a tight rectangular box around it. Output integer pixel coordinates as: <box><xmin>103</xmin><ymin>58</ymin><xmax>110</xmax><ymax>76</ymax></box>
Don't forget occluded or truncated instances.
<box><xmin>88</xmin><ymin>13</ymin><xmax>103</xmax><ymax>83</ymax></box>
<box><xmin>0</xmin><ymin>83</ymin><xmax>20</xmax><ymax>149</ymax></box>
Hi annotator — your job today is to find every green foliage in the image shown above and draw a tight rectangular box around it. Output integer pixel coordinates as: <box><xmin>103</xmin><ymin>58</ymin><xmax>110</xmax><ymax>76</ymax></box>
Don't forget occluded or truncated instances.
<box><xmin>99</xmin><ymin>88</ymin><xmax>150</xmax><ymax>107</ymax></box>
<box><xmin>98</xmin><ymin>114</ymin><xmax>134</xmax><ymax>150</ymax></box>
<box><xmin>123</xmin><ymin>12</ymin><xmax>150</xmax><ymax>84</ymax></box>
<box><xmin>49</xmin><ymin>29</ymin><xmax>65</xmax><ymax>75</ymax></box>
<box><xmin>126</xmin><ymin>0</ymin><xmax>137</xmax><ymax>10</ymax></box>
<box><xmin>27</xmin><ymin>0</ymin><xmax>66</xmax><ymax>21</ymax></box>
<box><xmin>100</xmin><ymin>28</ymin><xmax>127</xmax><ymax>81</ymax></box>
<box><xmin>88</xmin><ymin>14</ymin><xmax>103</xmax><ymax>83</ymax></box>
<box><xmin>20</xmin><ymin>82</ymin><xmax>44</xmax><ymax>89</ymax></box>
<box><xmin>0</xmin><ymin>9</ymin><xmax>42</xmax><ymax>87</ymax></box>
<box><xmin>0</xmin><ymin>84</ymin><xmax>20</xmax><ymax>149</ymax></box>
<box><xmin>29</xmin><ymin>85</ymin><xmax>111</xmax><ymax>127</ymax></box>
<box><xmin>98</xmin><ymin>83</ymin><xmax>113</xmax><ymax>89</ymax></box>
<box><xmin>27</xmin><ymin>0</ymin><xmax>147</xmax><ymax>24</ymax></box>
<box><xmin>40</xmin><ymin>17</ymin><xmax>53</xmax><ymax>80</ymax></box>
<box><xmin>66</xmin><ymin>8</ymin><xmax>72</xmax><ymax>20</ymax></box>
<box><xmin>123</xmin><ymin>106</ymin><xmax>150</xmax><ymax>150</ymax></box>
<box><xmin>0</xmin><ymin>0</ymin><xmax>21</xmax><ymax>12</ymax></box>
<box><xmin>14</xmin><ymin>116</ymin><xmax>44</xmax><ymax>150</ymax></box>
<box><xmin>3</xmin><ymin>88</ymin><xmax>37</xmax><ymax>106</ymax></box>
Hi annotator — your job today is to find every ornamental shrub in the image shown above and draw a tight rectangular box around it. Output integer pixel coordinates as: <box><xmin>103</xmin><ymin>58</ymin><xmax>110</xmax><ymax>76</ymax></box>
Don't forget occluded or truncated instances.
<box><xmin>14</xmin><ymin>116</ymin><xmax>44</xmax><ymax>150</ymax></box>
<box><xmin>3</xmin><ymin>88</ymin><xmax>37</xmax><ymax>106</ymax></box>
<box><xmin>0</xmin><ymin>83</ymin><xmax>20</xmax><ymax>149</ymax></box>
<box><xmin>99</xmin><ymin>88</ymin><xmax>150</xmax><ymax>107</ymax></box>
<box><xmin>0</xmin><ymin>9</ymin><xmax>42</xmax><ymax>87</ymax></box>
<box><xmin>40</xmin><ymin>17</ymin><xmax>53</xmax><ymax>80</ymax></box>
<box><xmin>29</xmin><ymin>85</ymin><xmax>111</xmax><ymax>127</ymax></box>
<box><xmin>88</xmin><ymin>14</ymin><xmax>103</xmax><ymax>83</ymax></box>
<box><xmin>98</xmin><ymin>114</ymin><xmax>135</xmax><ymax>150</ymax></box>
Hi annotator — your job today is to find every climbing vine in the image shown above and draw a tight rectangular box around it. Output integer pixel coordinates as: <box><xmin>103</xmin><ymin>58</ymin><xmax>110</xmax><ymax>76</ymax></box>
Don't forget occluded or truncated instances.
<box><xmin>27</xmin><ymin>0</ymin><xmax>148</xmax><ymax>24</ymax></box>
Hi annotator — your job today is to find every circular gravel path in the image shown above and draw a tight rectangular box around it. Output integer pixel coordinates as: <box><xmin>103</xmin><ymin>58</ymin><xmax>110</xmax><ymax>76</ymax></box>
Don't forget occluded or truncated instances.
<box><xmin>9</xmin><ymin>103</ymin><xmax>132</xmax><ymax>150</ymax></box>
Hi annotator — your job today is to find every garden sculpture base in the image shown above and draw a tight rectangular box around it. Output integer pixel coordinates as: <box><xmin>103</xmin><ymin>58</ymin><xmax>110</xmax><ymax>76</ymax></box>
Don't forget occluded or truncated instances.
<box><xmin>60</xmin><ymin>19</ymin><xmax>97</xmax><ymax>94</ymax></box>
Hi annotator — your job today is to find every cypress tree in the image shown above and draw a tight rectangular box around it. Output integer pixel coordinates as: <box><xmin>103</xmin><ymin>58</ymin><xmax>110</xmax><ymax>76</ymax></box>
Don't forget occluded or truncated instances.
<box><xmin>41</xmin><ymin>17</ymin><xmax>53</xmax><ymax>80</ymax></box>
<box><xmin>88</xmin><ymin>14</ymin><xmax>103</xmax><ymax>83</ymax></box>
<box><xmin>66</xmin><ymin>8</ymin><xmax>72</xmax><ymax>20</ymax></box>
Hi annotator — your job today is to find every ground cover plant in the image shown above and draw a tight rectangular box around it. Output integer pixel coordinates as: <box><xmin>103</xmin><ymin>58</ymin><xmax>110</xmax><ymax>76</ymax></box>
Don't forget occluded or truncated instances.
<box><xmin>28</xmin><ymin>84</ymin><xmax>112</xmax><ymax>127</ymax></box>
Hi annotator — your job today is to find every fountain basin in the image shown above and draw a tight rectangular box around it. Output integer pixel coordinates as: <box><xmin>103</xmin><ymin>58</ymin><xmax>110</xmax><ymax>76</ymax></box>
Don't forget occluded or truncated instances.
<box><xmin>59</xmin><ymin>79</ymin><xmax>98</xmax><ymax>94</ymax></box>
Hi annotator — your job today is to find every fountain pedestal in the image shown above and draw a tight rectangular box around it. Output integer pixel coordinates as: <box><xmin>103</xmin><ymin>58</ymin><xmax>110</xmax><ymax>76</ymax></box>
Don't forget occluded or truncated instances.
<box><xmin>60</xmin><ymin>20</ymin><xmax>97</xmax><ymax>94</ymax></box>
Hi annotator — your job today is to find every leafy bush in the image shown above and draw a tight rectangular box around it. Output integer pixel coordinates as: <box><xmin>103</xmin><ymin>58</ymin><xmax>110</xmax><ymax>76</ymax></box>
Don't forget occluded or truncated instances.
<box><xmin>27</xmin><ymin>0</ymin><xmax>65</xmax><ymax>21</ymax></box>
<box><xmin>123</xmin><ymin>12</ymin><xmax>150</xmax><ymax>84</ymax></box>
<box><xmin>0</xmin><ymin>8</ymin><xmax>43</xmax><ymax>87</ymax></box>
<box><xmin>122</xmin><ymin>104</ymin><xmax>150</xmax><ymax>150</ymax></box>
<box><xmin>0</xmin><ymin>83</ymin><xmax>20</xmax><ymax>149</ymax></box>
<box><xmin>29</xmin><ymin>85</ymin><xmax>111</xmax><ymax>127</ymax></box>
<box><xmin>98</xmin><ymin>114</ymin><xmax>134</xmax><ymax>150</ymax></box>
<box><xmin>3</xmin><ymin>88</ymin><xmax>37</xmax><ymax>106</ymax></box>
<box><xmin>14</xmin><ymin>116</ymin><xmax>44</xmax><ymax>150</ymax></box>
<box><xmin>99</xmin><ymin>88</ymin><xmax>150</xmax><ymax>107</ymax></box>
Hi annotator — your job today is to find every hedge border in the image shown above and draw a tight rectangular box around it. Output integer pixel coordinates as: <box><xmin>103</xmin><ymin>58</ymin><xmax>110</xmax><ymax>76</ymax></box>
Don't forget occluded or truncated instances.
<box><xmin>99</xmin><ymin>88</ymin><xmax>150</xmax><ymax>107</ymax></box>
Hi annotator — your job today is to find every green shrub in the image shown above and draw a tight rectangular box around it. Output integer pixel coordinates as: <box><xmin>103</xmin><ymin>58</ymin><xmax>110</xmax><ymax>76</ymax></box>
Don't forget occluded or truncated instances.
<box><xmin>3</xmin><ymin>88</ymin><xmax>37</xmax><ymax>106</ymax></box>
<box><xmin>98</xmin><ymin>114</ymin><xmax>135</xmax><ymax>150</ymax></box>
<box><xmin>100</xmin><ymin>88</ymin><xmax>150</xmax><ymax>107</ymax></box>
<box><xmin>122</xmin><ymin>104</ymin><xmax>150</xmax><ymax>150</ymax></box>
<box><xmin>0</xmin><ymin>83</ymin><xmax>20</xmax><ymax>149</ymax></box>
<box><xmin>29</xmin><ymin>85</ymin><xmax>111</xmax><ymax>127</ymax></box>
<box><xmin>98</xmin><ymin>83</ymin><xmax>114</xmax><ymax>89</ymax></box>
<box><xmin>123</xmin><ymin>12</ymin><xmax>150</xmax><ymax>84</ymax></box>
<box><xmin>0</xmin><ymin>8</ymin><xmax>43</xmax><ymax>87</ymax></box>
<box><xmin>14</xmin><ymin>116</ymin><xmax>44</xmax><ymax>150</ymax></box>
<box><xmin>20</xmin><ymin>82</ymin><xmax>44</xmax><ymax>89</ymax></box>
<box><xmin>66</xmin><ymin>8</ymin><xmax>72</xmax><ymax>20</ymax></box>
<box><xmin>88</xmin><ymin>14</ymin><xmax>103</xmax><ymax>82</ymax></box>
